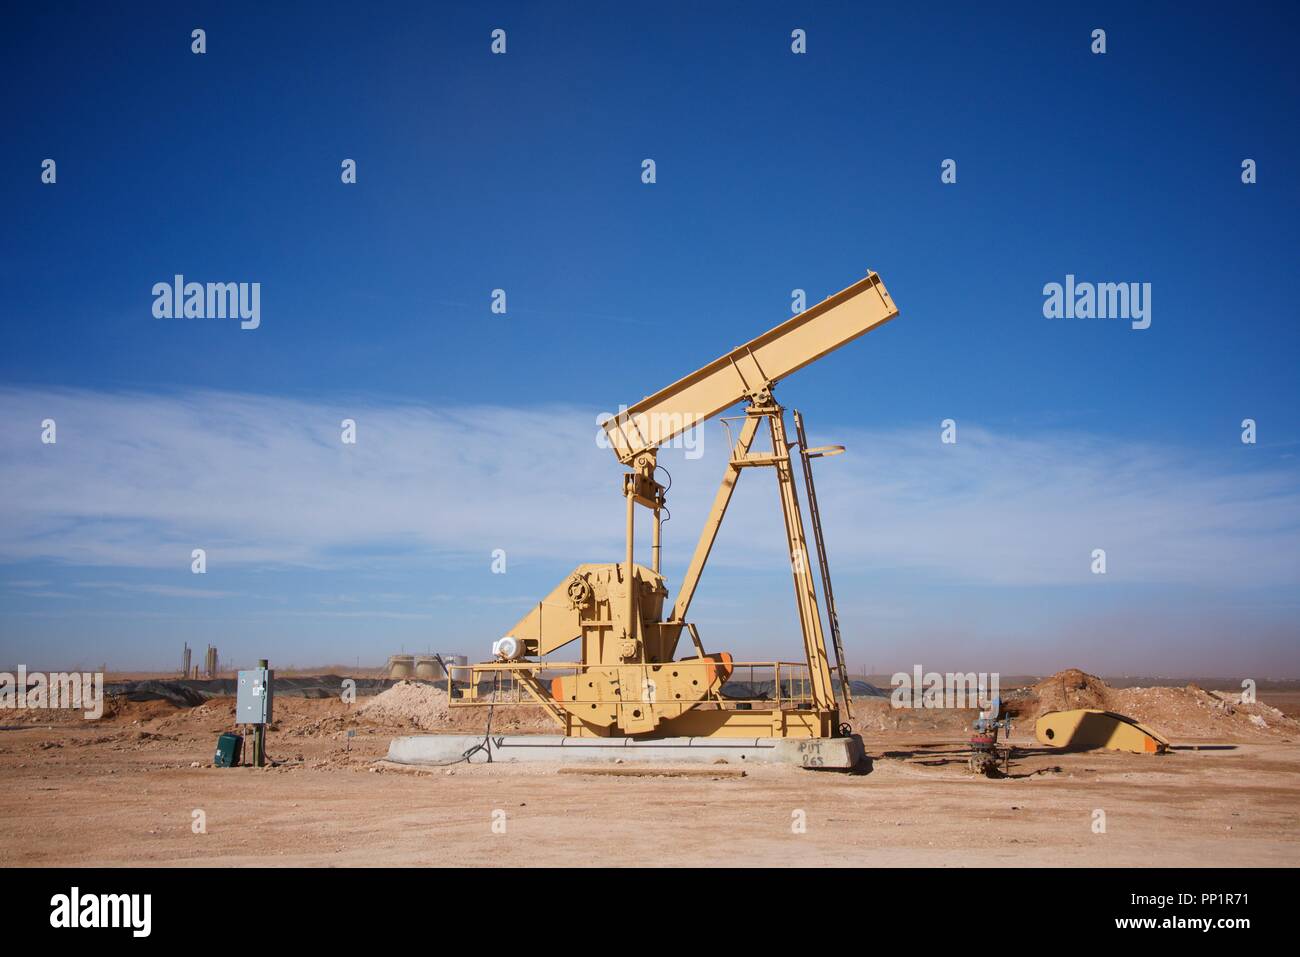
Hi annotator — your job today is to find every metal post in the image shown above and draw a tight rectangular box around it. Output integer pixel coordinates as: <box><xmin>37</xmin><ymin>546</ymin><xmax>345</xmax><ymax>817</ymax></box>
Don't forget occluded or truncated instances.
<box><xmin>651</xmin><ymin>507</ymin><xmax>661</xmax><ymax>574</ymax></box>
<box><xmin>794</xmin><ymin>409</ymin><xmax>853</xmax><ymax>719</ymax></box>
<box><xmin>254</xmin><ymin>658</ymin><xmax>268</xmax><ymax>767</ymax></box>
<box><xmin>624</xmin><ymin>488</ymin><xmax>636</xmax><ymax>640</ymax></box>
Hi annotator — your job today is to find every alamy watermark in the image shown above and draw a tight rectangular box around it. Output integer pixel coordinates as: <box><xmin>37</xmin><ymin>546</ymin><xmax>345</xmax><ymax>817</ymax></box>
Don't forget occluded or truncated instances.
<box><xmin>890</xmin><ymin>666</ymin><xmax>999</xmax><ymax>711</ymax></box>
<box><xmin>1043</xmin><ymin>274</ymin><xmax>1150</xmax><ymax>330</ymax></box>
<box><xmin>1</xmin><ymin>667</ymin><xmax>104</xmax><ymax>719</ymax></box>
<box><xmin>596</xmin><ymin>407</ymin><xmax>704</xmax><ymax>459</ymax></box>
<box><xmin>152</xmin><ymin>275</ymin><xmax>260</xmax><ymax>330</ymax></box>
<box><xmin>50</xmin><ymin>887</ymin><xmax>150</xmax><ymax>937</ymax></box>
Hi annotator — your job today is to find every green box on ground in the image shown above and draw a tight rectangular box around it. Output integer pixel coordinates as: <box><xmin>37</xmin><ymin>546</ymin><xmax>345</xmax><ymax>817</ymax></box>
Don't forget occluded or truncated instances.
<box><xmin>213</xmin><ymin>732</ymin><xmax>243</xmax><ymax>767</ymax></box>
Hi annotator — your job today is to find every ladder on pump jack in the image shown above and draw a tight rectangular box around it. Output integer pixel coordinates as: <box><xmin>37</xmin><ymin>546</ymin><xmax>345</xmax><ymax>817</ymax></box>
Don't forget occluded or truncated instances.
<box><xmin>794</xmin><ymin>409</ymin><xmax>853</xmax><ymax>720</ymax></box>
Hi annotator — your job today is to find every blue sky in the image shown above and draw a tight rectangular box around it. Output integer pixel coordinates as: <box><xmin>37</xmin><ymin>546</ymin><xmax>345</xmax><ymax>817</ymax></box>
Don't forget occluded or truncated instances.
<box><xmin>1</xmin><ymin>2</ymin><xmax>1297</xmax><ymax>676</ymax></box>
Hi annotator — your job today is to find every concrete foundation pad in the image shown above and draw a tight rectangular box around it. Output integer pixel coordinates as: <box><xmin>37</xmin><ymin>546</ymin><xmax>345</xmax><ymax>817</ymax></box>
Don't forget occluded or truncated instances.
<box><xmin>385</xmin><ymin>733</ymin><xmax>865</xmax><ymax>769</ymax></box>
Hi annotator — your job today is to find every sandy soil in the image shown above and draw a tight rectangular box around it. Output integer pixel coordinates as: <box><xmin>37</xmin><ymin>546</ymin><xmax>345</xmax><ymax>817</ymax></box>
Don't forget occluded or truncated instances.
<box><xmin>2</xmin><ymin>682</ymin><xmax>1298</xmax><ymax>867</ymax></box>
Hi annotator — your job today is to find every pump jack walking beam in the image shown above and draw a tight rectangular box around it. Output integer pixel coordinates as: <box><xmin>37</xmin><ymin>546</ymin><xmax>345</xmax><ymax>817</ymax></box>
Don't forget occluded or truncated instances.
<box><xmin>602</xmin><ymin>272</ymin><xmax>898</xmax><ymax>463</ymax></box>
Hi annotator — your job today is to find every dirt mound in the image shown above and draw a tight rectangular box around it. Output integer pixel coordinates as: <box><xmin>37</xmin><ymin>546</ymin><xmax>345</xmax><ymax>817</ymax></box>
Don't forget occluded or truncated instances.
<box><xmin>125</xmin><ymin>681</ymin><xmax>557</xmax><ymax>737</ymax></box>
<box><xmin>356</xmin><ymin>681</ymin><xmax>555</xmax><ymax>734</ymax></box>
<box><xmin>1018</xmin><ymin>669</ymin><xmax>1299</xmax><ymax>742</ymax></box>
<box><xmin>357</xmin><ymin>681</ymin><xmax>451</xmax><ymax>730</ymax></box>
<box><xmin>848</xmin><ymin>669</ymin><xmax>1300</xmax><ymax>743</ymax></box>
<box><xmin>1030</xmin><ymin>668</ymin><xmax>1110</xmax><ymax>713</ymax></box>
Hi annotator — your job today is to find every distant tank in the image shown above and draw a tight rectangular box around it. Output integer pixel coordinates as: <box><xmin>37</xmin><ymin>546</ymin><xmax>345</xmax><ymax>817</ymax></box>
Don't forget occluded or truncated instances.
<box><xmin>413</xmin><ymin>656</ymin><xmax>443</xmax><ymax>680</ymax></box>
<box><xmin>387</xmin><ymin>655</ymin><xmax>415</xmax><ymax>679</ymax></box>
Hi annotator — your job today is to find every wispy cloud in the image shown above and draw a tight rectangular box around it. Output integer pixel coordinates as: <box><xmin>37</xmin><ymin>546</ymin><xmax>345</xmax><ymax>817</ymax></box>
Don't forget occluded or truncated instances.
<box><xmin>0</xmin><ymin>387</ymin><xmax>621</xmax><ymax>570</ymax></box>
<box><xmin>74</xmin><ymin>581</ymin><xmax>239</xmax><ymax>599</ymax></box>
<box><xmin>808</xmin><ymin>426</ymin><xmax>1300</xmax><ymax>588</ymax></box>
<box><xmin>0</xmin><ymin>387</ymin><xmax>1297</xmax><ymax>592</ymax></box>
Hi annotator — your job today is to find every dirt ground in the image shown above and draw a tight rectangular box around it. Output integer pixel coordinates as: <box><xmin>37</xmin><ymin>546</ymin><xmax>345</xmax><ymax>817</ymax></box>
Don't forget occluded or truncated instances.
<box><xmin>2</xmin><ymin>674</ymin><xmax>1298</xmax><ymax>867</ymax></box>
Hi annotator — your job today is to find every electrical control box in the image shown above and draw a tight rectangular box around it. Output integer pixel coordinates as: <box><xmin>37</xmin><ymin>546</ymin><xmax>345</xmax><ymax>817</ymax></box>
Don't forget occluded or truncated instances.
<box><xmin>236</xmin><ymin>667</ymin><xmax>273</xmax><ymax>724</ymax></box>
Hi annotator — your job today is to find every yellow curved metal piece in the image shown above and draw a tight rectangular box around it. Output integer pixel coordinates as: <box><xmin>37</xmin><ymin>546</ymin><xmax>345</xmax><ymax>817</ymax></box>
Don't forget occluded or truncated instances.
<box><xmin>1035</xmin><ymin>709</ymin><xmax>1170</xmax><ymax>754</ymax></box>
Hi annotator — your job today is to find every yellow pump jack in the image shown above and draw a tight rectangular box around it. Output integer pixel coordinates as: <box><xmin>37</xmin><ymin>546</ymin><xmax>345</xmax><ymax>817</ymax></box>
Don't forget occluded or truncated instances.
<box><xmin>455</xmin><ymin>272</ymin><xmax>901</xmax><ymax>742</ymax></box>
